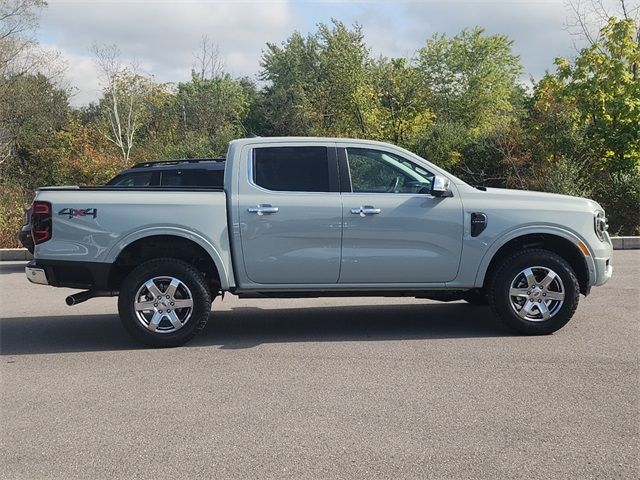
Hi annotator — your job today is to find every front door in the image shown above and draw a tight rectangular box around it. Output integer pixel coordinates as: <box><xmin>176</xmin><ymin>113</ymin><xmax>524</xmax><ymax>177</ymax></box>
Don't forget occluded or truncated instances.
<box><xmin>338</xmin><ymin>146</ymin><xmax>464</xmax><ymax>284</ymax></box>
<box><xmin>238</xmin><ymin>144</ymin><xmax>342</xmax><ymax>285</ymax></box>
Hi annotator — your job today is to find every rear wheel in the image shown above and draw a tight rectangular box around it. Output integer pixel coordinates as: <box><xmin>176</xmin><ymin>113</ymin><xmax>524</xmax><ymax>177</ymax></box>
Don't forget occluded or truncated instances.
<box><xmin>489</xmin><ymin>249</ymin><xmax>580</xmax><ymax>335</ymax></box>
<box><xmin>118</xmin><ymin>258</ymin><xmax>212</xmax><ymax>347</ymax></box>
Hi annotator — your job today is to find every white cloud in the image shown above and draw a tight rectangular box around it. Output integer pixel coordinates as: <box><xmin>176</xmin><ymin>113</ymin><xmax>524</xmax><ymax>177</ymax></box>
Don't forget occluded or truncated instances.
<box><xmin>60</xmin><ymin>49</ymin><xmax>102</xmax><ymax>106</ymax></box>
<box><xmin>39</xmin><ymin>0</ymin><xmax>301</xmax><ymax>105</ymax></box>
<box><xmin>36</xmin><ymin>0</ymin><xmax>591</xmax><ymax>106</ymax></box>
<box><xmin>352</xmin><ymin>0</ymin><xmax>580</xmax><ymax>79</ymax></box>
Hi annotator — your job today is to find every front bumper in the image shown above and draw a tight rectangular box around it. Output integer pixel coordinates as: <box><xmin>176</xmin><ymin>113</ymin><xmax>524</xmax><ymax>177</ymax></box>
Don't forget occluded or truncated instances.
<box><xmin>593</xmin><ymin>256</ymin><xmax>613</xmax><ymax>287</ymax></box>
<box><xmin>588</xmin><ymin>233</ymin><xmax>613</xmax><ymax>288</ymax></box>
<box><xmin>25</xmin><ymin>264</ymin><xmax>48</xmax><ymax>285</ymax></box>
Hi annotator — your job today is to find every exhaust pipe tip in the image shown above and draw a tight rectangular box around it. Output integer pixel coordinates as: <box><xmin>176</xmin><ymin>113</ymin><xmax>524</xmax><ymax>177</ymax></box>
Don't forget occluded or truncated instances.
<box><xmin>65</xmin><ymin>290</ymin><xmax>117</xmax><ymax>306</ymax></box>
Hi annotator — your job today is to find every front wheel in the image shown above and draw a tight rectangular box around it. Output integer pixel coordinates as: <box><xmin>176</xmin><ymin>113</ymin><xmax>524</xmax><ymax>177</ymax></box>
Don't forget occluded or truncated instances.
<box><xmin>118</xmin><ymin>258</ymin><xmax>212</xmax><ymax>347</ymax></box>
<box><xmin>488</xmin><ymin>249</ymin><xmax>580</xmax><ymax>335</ymax></box>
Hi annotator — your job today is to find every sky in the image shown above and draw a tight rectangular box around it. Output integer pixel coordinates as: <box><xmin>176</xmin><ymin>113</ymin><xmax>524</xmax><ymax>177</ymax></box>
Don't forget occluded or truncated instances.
<box><xmin>35</xmin><ymin>0</ymin><xmax>586</xmax><ymax>106</ymax></box>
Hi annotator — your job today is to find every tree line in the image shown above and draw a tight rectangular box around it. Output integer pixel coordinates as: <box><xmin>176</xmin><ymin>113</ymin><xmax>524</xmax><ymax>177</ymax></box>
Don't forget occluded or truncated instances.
<box><xmin>0</xmin><ymin>0</ymin><xmax>638</xmax><ymax>247</ymax></box>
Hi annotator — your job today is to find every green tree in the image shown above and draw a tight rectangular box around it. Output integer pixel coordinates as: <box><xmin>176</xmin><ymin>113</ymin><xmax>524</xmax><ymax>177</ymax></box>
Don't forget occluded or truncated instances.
<box><xmin>259</xmin><ymin>20</ymin><xmax>380</xmax><ymax>138</ymax></box>
<box><xmin>554</xmin><ymin>17</ymin><xmax>640</xmax><ymax>172</ymax></box>
<box><xmin>527</xmin><ymin>75</ymin><xmax>585</xmax><ymax>164</ymax></box>
<box><xmin>415</xmin><ymin>27</ymin><xmax>524</xmax><ymax>173</ymax></box>
<box><xmin>531</xmin><ymin>17</ymin><xmax>640</xmax><ymax>234</ymax></box>
<box><xmin>259</xmin><ymin>31</ymin><xmax>320</xmax><ymax>135</ymax></box>
<box><xmin>173</xmin><ymin>72</ymin><xmax>250</xmax><ymax>156</ymax></box>
<box><xmin>371</xmin><ymin>57</ymin><xmax>433</xmax><ymax>145</ymax></box>
<box><xmin>313</xmin><ymin>20</ymin><xmax>377</xmax><ymax>137</ymax></box>
<box><xmin>176</xmin><ymin>73</ymin><xmax>248</xmax><ymax>138</ymax></box>
<box><xmin>0</xmin><ymin>73</ymin><xmax>69</xmax><ymax>189</ymax></box>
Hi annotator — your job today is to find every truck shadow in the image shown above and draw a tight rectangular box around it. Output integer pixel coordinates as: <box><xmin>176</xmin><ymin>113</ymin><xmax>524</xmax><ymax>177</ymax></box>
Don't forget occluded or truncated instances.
<box><xmin>0</xmin><ymin>303</ymin><xmax>509</xmax><ymax>356</ymax></box>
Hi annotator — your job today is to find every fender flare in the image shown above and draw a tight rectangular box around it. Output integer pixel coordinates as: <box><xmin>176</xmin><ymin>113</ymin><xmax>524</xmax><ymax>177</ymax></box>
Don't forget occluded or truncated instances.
<box><xmin>105</xmin><ymin>226</ymin><xmax>231</xmax><ymax>290</ymax></box>
<box><xmin>473</xmin><ymin>225</ymin><xmax>596</xmax><ymax>287</ymax></box>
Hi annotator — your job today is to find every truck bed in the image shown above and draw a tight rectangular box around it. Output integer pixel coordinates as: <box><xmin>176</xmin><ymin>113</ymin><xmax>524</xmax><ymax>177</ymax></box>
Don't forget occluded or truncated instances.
<box><xmin>33</xmin><ymin>188</ymin><xmax>233</xmax><ymax>289</ymax></box>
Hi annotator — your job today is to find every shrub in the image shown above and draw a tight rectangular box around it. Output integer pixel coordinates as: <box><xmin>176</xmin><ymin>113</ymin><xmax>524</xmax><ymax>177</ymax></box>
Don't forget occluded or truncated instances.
<box><xmin>593</xmin><ymin>168</ymin><xmax>640</xmax><ymax>236</ymax></box>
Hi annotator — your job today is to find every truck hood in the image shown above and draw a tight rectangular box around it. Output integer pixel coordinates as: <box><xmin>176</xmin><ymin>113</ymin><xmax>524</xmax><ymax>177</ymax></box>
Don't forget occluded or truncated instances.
<box><xmin>479</xmin><ymin>187</ymin><xmax>602</xmax><ymax>213</ymax></box>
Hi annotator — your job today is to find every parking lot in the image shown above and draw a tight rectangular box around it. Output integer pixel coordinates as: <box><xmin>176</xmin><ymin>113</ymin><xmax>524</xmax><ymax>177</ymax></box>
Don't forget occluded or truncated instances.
<box><xmin>1</xmin><ymin>251</ymin><xmax>638</xmax><ymax>479</ymax></box>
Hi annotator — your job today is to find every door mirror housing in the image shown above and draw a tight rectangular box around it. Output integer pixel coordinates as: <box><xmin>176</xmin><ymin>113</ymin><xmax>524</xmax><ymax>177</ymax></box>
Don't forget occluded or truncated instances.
<box><xmin>431</xmin><ymin>175</ymin><xmax>453</xmax><ymax>197</ymax></box>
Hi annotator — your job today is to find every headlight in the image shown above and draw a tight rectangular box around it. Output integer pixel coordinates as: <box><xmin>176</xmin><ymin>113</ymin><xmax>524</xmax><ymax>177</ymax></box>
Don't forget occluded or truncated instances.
<box><xmin>594</xmin><ymin>210</ymin><xmax>608</xmax><ymax>241</ymax></box>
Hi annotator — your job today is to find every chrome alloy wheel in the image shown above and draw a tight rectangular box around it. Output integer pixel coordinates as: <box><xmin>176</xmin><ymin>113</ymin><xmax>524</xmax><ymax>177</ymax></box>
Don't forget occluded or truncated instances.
<box><xmin>134</xmin><ymin>276</ymin><xmax>194</xmax><ymax>333</ymax></box>
<box><xmin>508</xmin><ymin>266</ymin><xmax>565</xmax><ymax>321</ymax></box>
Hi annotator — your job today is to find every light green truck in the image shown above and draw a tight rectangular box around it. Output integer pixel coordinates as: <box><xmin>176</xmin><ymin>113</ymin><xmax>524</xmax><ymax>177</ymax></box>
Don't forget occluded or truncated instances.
<box><xmin>25</xmin><ymin>137</ymin><xmax>613</xmax><ymax>346</ymax></box>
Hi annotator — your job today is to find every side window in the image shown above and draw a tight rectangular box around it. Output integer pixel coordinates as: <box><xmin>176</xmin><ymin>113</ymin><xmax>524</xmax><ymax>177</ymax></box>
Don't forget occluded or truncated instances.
<box><xmin>161</xmin><ymin>169</ymin><xmax>225</xmax><ymax>187</ymax></box>
<box><xmin>203</xmin><ymin>169</ymin><xmax>225</xmax><ymax>187</ymax></box>
<box><xmin>162</xmin><ymin>170</ymin><xmax>194</xmax><ymax>187</ymax></box>
<box><xmin>109</xmin><ymin>172</ymin><xmax>154</xmax><ymax>187</ymax></box>
<box><xmin>160</xmin><ymin>170</ymin><xmax>183</xmax><ymax>186</ymax></box>
<box><xmin>347</xmin><ymin>148</ymin><xmax>434</xmax><ymax>194</ymax></box>
<box><xmin>253</xmin><ymin>146</ymin><xmax>330</xmax><ymax>192</ymax></box>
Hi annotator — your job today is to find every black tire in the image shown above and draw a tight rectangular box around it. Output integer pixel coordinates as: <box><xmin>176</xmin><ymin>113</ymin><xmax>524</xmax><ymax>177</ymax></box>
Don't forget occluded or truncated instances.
<box><xmin>488</xmin><ymin>248</ymin><xmax>580</xmax><ymax>335</ymax></box>
<box><xmin>461</xmin><ymin>289</ymin><xmax>489</xmax><ymax>306</ymax></box>
<box><xmin>118</xmin><ymin>258</ymin><xmax>212</xmax><ymax>347</ymax></box>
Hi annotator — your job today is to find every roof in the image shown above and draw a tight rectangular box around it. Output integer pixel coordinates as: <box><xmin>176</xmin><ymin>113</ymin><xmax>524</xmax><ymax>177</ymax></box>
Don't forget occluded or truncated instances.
<box><xmin>126</xmin><ymin>158</ymin><xmax>225</xmax><ymax>170</ymax></box>
<box><xmin>229</xmin><ymin>136</ymin><xmax>398</xmax><ymax>148</ymax></box>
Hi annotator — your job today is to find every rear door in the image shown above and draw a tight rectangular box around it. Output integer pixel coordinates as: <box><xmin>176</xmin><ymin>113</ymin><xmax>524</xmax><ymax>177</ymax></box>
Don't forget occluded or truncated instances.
<box><xmin>237</xmin><ymin>144</ymin><xmax>342</xmax><ymax>284</ymax></box>
<box><xmin>338</xmin><ymin>145</ymin><xmax>464</xmax><ymax>284</ymax></box>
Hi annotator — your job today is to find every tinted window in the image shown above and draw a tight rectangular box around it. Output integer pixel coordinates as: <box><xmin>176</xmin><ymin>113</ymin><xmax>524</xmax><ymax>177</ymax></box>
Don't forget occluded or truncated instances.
<box><xmin>254</xmin><ymin>147</ymin><xmax>330</xmax><ymax>192</ymax></box>
<box><xmin>109</xmin><ymin>172</ymin><xmax>154</xmax><ymax>187</ymax></box>
<box><xmin>347</xmin><ymin>148</ymin><xmax>434</xmax><ymax>194</ymax></box>
<box><xmin>161</xmin><ymin>169</ymin><xmax>224</xmax><ymax>187</ymax></box>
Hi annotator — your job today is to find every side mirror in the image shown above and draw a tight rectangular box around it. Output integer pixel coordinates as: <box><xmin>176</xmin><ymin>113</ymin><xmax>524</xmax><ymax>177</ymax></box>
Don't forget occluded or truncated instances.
<box><xmin>431</xmin><ymin>175</ymin><xmax>453</xmax><ymax>197</ymax></box>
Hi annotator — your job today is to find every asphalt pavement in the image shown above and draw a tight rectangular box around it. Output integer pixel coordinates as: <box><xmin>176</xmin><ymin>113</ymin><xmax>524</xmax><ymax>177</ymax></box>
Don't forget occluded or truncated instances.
<box><xmin>1</xmin><ymin>252</ymin><xmax>638</xmax><ymax>479</ymax></box>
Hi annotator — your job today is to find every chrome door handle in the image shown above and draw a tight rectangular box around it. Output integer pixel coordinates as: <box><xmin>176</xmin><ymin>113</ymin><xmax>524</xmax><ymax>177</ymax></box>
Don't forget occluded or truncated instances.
<box><xmin>247</xmin><ymin>204</ymin><xmax>279</xmax><ymax>215</ymax></box>
<box><xmin>351</xmin><ymin>205</ymin><xmax>381</xmax><ymax>216</ymax></box>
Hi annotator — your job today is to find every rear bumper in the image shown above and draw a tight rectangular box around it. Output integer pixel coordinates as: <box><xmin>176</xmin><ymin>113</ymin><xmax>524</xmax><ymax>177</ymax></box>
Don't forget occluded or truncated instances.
<box><xmin>25</xmin><ymin>264</ymin><xmax>48</xmax><ymax>285</ymax></box>
<box><xmin>25</xmin><ymin>259</ymin><xmax>111</xmax><ymax>289</ymax></box>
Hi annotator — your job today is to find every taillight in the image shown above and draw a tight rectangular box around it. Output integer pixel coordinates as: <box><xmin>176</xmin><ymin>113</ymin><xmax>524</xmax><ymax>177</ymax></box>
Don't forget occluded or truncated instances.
<box><xmin>31</xmin><ymin>201</ymin><xmax>52</xmax><ymax>245</ymax></box>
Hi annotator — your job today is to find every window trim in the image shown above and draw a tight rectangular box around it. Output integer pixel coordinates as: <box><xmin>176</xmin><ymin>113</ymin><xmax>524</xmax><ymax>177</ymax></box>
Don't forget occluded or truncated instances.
<box><xmin>249</xmin><ymin>146</ymin><xmax>340</xmax><ymax>194</ymax></box>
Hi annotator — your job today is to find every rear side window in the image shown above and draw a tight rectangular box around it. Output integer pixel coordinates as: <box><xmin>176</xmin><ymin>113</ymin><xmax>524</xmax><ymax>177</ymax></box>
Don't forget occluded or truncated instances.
<box><xmin>253</xmin><ymin>147</ymin><xmax>330</xmax><ymax>192</ymax></box>
<box><xmin>161</xmin><ymin>169</ymin><xmax>224</xmax><ymax>187</ymax></box>
<box><xmin>109</xmin><ymin>172</ymin><xmax>154</xmax><ymax>187</ymax></box>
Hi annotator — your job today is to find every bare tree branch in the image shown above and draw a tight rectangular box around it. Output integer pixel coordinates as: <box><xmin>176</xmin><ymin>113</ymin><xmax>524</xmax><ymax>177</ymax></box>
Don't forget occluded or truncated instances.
<box><xmin>92</xmin><ymin>43</ymin><xmax>150</xmax><ymax>163</ymax></box>
<box><xmin>193</xmin><ymin>35</ymin><xmax>225</xmax><ymax>79</ymax></box>
<box><xmin>565</xmin><ymin>0</ymin><xmax>640</xmax><ymax>47</ymax></box>
<box><xmin>0</xmin><ymin>0</ymin><xmax>46</xmax><ymax>76</ymax></box>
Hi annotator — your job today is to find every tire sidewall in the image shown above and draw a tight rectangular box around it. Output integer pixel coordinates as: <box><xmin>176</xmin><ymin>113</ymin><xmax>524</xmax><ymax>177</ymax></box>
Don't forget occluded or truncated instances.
<box><xmin>490</xmin><ymin>250</ymin><xmax>579</xmax><ymax>335</ymax></box>
<box><xmin>118</xmin><ymin>259</ymin><xmax>211</xmax><ymax>347</ymax></box>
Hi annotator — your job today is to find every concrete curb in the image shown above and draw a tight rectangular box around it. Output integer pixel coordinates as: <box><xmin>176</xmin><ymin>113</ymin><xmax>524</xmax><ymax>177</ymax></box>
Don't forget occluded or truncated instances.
<box><xmin>0</xmin><ymin>249</ymin><xmax>33</xmax><ymax>261</ymax></box>
<box><xmin>610</xmin><ymin>236</ymin><xmax>640</xmax><ymax>250</ymax></box>
<box><xmin>0</xmin><ymin>237</ymin><xmax>638</xmax><ymax>260</ymax></box>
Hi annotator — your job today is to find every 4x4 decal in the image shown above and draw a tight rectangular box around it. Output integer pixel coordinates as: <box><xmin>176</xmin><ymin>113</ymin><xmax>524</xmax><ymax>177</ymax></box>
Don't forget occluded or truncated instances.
<box><xmin>58</xmin><ymin>207</ymin><xmax>98</xmax><ymax>219</ymax></box>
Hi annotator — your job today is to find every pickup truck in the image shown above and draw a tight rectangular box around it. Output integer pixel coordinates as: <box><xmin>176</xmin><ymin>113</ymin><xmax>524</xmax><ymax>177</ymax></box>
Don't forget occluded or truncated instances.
<box><xmin>25</xmin><ymin>137</ymin><xmax>613</xmax><ymax>347</ymax></box>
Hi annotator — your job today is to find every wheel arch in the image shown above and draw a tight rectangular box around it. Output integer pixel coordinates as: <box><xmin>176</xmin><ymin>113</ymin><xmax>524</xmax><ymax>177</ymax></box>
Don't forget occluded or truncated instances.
<box><xmin>476</xmin><ymin>228</ymin><xmax>593</xmax><ymax>296</ymax></box>
<box><xmin>106</xmin><ymin>229</ymin><xmax>230</xmax><ymax>291</ymax></box>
